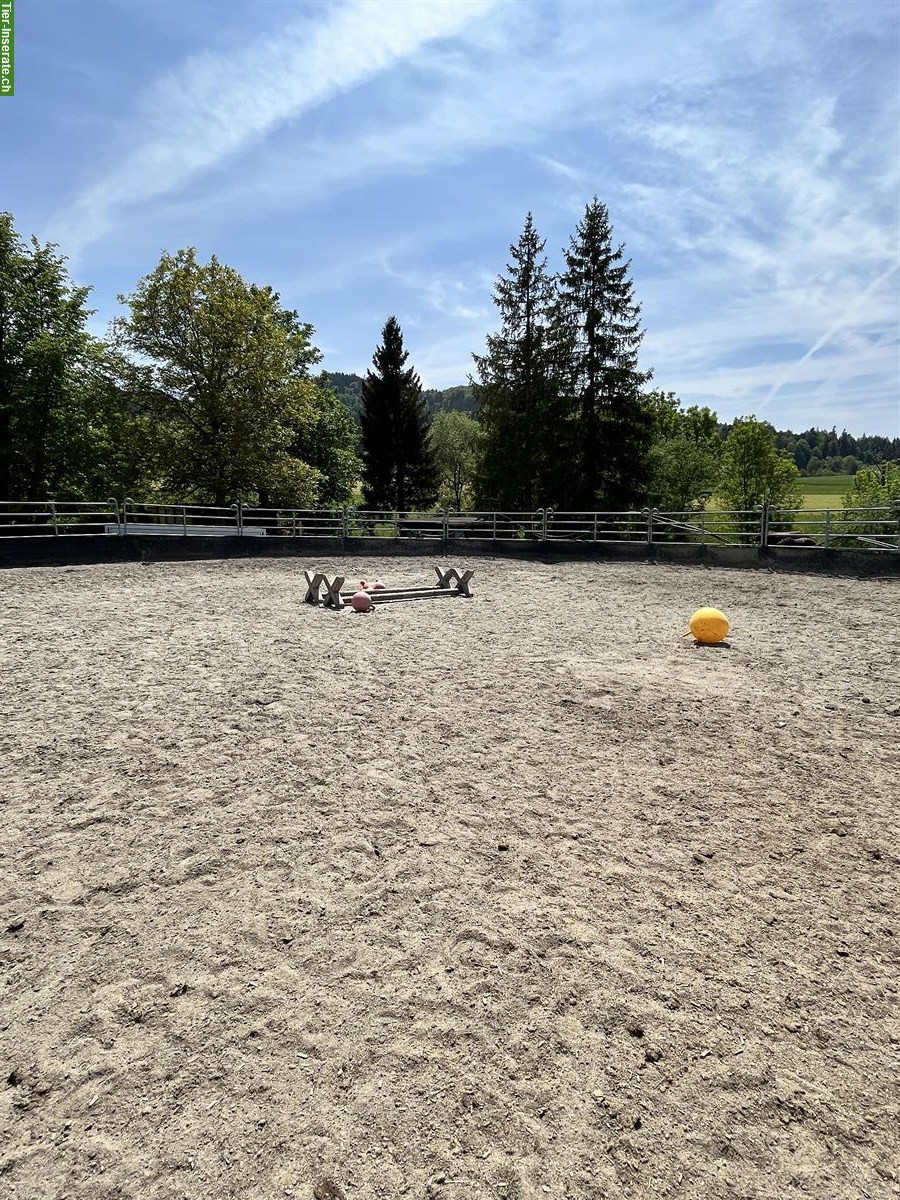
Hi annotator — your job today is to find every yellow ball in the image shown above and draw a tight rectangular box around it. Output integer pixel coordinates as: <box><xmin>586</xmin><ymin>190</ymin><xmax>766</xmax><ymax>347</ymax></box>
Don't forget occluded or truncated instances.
<box><xmin>688</xmin><ymin>607</ymin><xmax>730</xmax><ymax>644</ymax></box>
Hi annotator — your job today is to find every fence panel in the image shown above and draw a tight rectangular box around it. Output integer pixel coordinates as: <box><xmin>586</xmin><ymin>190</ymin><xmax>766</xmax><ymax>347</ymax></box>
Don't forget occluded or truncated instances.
<box><xmin>821</xmin><ymin>506</ymin><xmax>899</xmax><ymax>552</ymax></box>
<box><xmin>238</xmin><ymin>507</ymin><xmax>344</xmax><ymax>537</ymax></box>
<box><xmin>0</xmin><ymin>499</ymin><xmax>120</xmax><ymax>537</ymax></box>
<box><xmin>119</xmin><ymin>500</ymin><xmax>251</xmax><ymax>537</ymax></box>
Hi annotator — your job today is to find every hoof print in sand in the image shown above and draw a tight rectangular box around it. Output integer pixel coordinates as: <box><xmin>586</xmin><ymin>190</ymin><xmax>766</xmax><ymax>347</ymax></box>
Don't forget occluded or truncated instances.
<box><xmin>313</xmin><ymin>1179</ymin><xmax>347</xmax><ymax>1200</ymax></box>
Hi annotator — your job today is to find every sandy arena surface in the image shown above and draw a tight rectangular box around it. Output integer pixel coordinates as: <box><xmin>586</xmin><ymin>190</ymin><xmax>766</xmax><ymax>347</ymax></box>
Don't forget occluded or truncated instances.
<box><xmin>1</xmin><ymin>556</ymin><xmax>898</xmax><ymax>1200</ymax></box>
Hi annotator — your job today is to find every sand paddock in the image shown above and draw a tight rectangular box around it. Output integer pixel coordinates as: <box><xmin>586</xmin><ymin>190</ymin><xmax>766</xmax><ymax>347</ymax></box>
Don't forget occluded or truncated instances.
<box><xmin>1</xmin><ymin>556</ymin><xmax>898</xmax><ymax>1200</ymax></box>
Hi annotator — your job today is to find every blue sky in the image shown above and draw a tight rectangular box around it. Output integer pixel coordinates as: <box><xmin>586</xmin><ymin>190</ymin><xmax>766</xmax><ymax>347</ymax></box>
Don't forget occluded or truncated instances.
<box><xmin>4</xmin><ymin>0</ymin><xmax>899</xmax><ymax>436</ymax></box>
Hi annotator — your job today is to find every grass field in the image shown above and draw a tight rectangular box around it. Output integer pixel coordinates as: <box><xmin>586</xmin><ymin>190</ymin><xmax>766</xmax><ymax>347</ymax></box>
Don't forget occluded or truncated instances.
<box><xmin>797</xmin><ymin>476</ymin><xmax>852</xmax><ymax>509</ymax></box>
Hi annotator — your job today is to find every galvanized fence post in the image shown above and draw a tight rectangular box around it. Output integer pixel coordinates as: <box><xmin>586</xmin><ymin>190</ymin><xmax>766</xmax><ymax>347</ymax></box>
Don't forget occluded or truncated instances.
<box><xmin>182</xmin><ymin>505</ymin><xmax>187</xmax><ymax>536</ymax></box>
<box><xmin>442</xmin><ymin>507</ymin><xmax>450</xmax><ymax>544</ymax></box>
<box><xmin>823</xmin><ymin>509</ymin><xmax>831</xmax><ymax>550</ymax></box>
<box><xmin>342</xmin><ymin>508</ymin><xmax>349</xmax><ymax>539</ymax></box>
<box><xmin>492</xmin><ymin>511</ymin><xmax>498</xmax><ymax>540</ymax></box>
<box><xmin>123</xmin><ymin>498</ymin><xmax>131</xmax><ymax>535</ymax></box>
<box><xmin>49</xmin><ymin>500</ymin><xmax>59</xmax><ymax>536</ymax></box>
<box><xmin>646</xmin><ymin>508</ymin><xmax>654</xmax><ymax>546</ymax></box>
<box><xmin>537</xmin><ymin>508</ymin><xmax>546</xmax><ymax>540</ymax></box>
<box><xmin>759</xmin><ymin>504</ymin><xmax>769</xmax><ymax>550</ymax></box>
<box><xmin>592</xmin><ymin>511</ymin><xmax>598</xmax><ymax>542</ymax></box>
<box><xmin>107</xmin><ymin>498</ymin><xmax>121</xmax><ymax>535</ymax></box>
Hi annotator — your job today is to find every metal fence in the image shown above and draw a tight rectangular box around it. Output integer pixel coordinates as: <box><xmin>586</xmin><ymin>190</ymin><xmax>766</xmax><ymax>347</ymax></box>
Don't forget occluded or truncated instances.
<box><xmin>0</xmin><ymin>499</ymin><xmax>122</xmax><ymax>537</ymax></box>
<box><xmin>1</xmin><ymin>499</ymin><xmax>898</xmax><ymax>553</ymax></box>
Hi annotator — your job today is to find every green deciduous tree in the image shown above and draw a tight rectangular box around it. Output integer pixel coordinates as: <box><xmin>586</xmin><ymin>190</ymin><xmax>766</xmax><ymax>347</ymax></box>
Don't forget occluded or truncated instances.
<box><xmin>552</xmin><ymin>198</ymin><xmax>653</xmax><ymax>510</ymax></box>
<box><xmin>645</xmin><ymin>392</ymin><xmax>722</xmax><ymax>510</ymax></box>
<box><xmin>114</xmin><ymin>248</ymin><xmax>350</xmax><ymax>507</ymax></box>
<box><xmin>429</xmin><ymin>410</ymin><xmax>483</xmax><ymax>510</ymax></box>
<box><xmin>836</xmin><ymin>462</ymin><xmax>900</xmax><ymax>546</ymax></box>
<box><xmin>288</xmin><ymin>376</ymin><xmax>359</xmax><ymax>506</ymax></box>
<box><xmin>52</xmin><ymin>340</ymin><xmax>161</xmax><ymax>500</ymax></box>
<box><xmin>0</xmin><ymin>213</ymin><xmax>96</xmax><ymax>498</ymax></box>
<box><xmin>716</xmin><ymin>417</ymin><xmax>803</xmax><ymax>511</ymax></box>
<box><xmin>842</xmin><ymin>461</ymin><xmax>900</xmax><ymax>507</ymax></box>
<box><xmin>473</xmin><ymin>213</ymin><xmax>560</xmax><ymax>509</ymax></box>
<box><xmin>359</xmin><ymin>316</ymin><xmax>438</xmax><ymax>511</ymax></box>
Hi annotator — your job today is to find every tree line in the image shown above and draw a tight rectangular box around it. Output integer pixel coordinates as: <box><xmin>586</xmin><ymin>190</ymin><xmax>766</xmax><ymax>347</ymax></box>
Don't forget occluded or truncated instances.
<box><xmin>334</xmin><ymin>372</ymin><xmax>899</xmax><ymax>480</ymax></box>
<box><xmin>772</xmin><ymin>427</ymin><xmax>899</xmax><ymax>477</ymax></box>
<box><xmin>0</xmin><ymin>219</ymin><xmax>359</xmax><ymax>508</ymax></box>
<box><xmin>1</xmin><ymin>207</ymin><xmax>897</xmax><ymax>515</ymax></box>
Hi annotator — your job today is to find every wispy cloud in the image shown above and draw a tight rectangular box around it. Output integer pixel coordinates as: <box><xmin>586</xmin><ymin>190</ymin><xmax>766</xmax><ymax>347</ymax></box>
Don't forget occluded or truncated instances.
<box><xmin>758</xmin><ymin>262</ymin><xmax>900</xmax><ymax>414</ymax></box>
<box><xmin>55</xmin><ymin>0</ymin><xmax>500</xmax><ymax>257</ymax></box>
<box><xmin>112</xmin><ymin>1</ymin><xmax>722</xmax><ymax>241</ymax></box>
<box><xmin>34</xmin><ymin>0</ymin><xmax>899</xmax><ymax>433</ymax></box>
<box><xmin>379</xmin><ymin>257</ymin><xmax>491</xmax><ymax>323</ymax></box>
<box><xmin>533</xmin><ymin>155</ymin><xmax>587</xmax><ymax>184</ymax></box>
<box><xmin>618</xmin><ymin>12</ymin><xmax>900</xmax><ymax>435</ymax></box>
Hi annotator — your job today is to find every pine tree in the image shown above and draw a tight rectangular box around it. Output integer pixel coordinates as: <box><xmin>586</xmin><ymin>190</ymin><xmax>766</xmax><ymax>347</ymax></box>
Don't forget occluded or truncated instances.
<box><xmin>360</xmin><ymin>316</ymin><xmax>438</xmax><ymax>511</ymax></box>
<box><xmin>472</xmin><ymin>214</ymin><xmax>560</xmax><ymax>510</ymax></box>
<box><xmin>552</xmin><ymin>198</ymin><xmax>652</xmax><ymax>510</ymax></box>
<box><xmin>359</xmin><ymin>325</ymin><xmax>396</xmax><ymax>509</ymax></box>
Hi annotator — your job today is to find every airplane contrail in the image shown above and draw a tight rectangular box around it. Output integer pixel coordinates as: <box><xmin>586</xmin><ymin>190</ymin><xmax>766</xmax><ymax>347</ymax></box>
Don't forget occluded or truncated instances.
<box><xmin>758</xmin><ymin>259</ymin><xmax>900</xmax><ymax>414</ymax></box>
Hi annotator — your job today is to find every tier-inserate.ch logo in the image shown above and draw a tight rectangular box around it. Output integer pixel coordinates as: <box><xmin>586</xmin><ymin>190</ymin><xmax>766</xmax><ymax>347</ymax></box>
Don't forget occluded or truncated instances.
<box><xmin>1</xmin><ymin>0</ymin><xmax>13</xmax><ymax>98</ymax></box>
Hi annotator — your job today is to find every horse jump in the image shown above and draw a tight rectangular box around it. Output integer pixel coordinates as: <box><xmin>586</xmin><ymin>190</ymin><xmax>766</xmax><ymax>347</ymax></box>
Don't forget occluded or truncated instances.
<box><xmin>303</xmin><ymin>566</ymin><xmax>474</xmax><ymax>609</ymax></box>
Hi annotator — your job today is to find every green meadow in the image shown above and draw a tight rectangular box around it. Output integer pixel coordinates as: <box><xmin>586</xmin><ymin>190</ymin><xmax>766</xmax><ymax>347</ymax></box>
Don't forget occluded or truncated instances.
<box><xmin>797</xmin><ymin>476</ymin><xmax>852</xmax><ymax>510</ymax></box>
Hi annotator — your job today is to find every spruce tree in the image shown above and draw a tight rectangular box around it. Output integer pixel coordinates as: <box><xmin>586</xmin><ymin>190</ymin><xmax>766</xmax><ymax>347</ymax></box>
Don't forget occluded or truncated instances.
<box><xmin>360</xmin><ymin>316</ymin><xmax>438</xmax><ymax>511</ymax></box>
<box><xmin>552</xmin><ymin>198</ymin><xmax>653</xmax><ymax>510</ymax></box>
<box><xmin>472</xmin><ymin>213</ymin><xmax>559</xmax><ymax>509</ymax></box>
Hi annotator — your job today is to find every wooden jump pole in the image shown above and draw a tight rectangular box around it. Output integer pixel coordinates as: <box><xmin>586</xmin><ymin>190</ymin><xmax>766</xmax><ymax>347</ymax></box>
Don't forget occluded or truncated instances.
<box><xmin>367</xmin><ymin>588</ymin><xmax>465</xmax><ymax>603</ymax></box>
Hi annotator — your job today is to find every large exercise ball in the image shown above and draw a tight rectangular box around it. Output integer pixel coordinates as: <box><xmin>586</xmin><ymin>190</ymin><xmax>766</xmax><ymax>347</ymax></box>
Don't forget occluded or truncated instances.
<box><xmin>351</xmin><ymin>590</ymin><xmax>373</xmax><ymax>613</ymax></box>
<box><xmin>688</xmin><ymin>607</ymin><xmax>729</xmax><ymax>644</ymax></box>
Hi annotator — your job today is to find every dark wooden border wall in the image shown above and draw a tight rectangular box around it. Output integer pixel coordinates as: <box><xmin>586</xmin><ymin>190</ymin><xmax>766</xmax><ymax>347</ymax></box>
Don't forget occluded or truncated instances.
<box><xmin>1</xmin><ymin>535</ymin><xmax>898</xmax><ymax>576</ymax></box>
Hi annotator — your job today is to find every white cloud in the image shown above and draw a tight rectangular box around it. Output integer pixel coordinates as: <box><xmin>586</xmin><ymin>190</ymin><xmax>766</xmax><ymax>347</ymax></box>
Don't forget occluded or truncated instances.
<box><xmin>54</xmin><ymin>0</ymin><xmax>500</xmax><ymax>257</ymax></box>
<box><xmin>620</xmin><ymin>47</ymin><xmax>900</xmax><ymax>433</ymax></box>
<box><xmin>45</xmin><ymin>0</ymin><xmax>899</xmax><ymax>434</ymax></box>
<box><xmin>533</xmin><ymin>155</ymin><xmax>587</xmax><ymax>184</ymax></box>
<box><xmin>758</xmin><ymin>262</ymin><xmax>900</xmax><ymax>414</ymax></box>
<box><xmin>379</xmin><ymin>257</ymin><xmax>491</xmax><ymax>323</ymax></box>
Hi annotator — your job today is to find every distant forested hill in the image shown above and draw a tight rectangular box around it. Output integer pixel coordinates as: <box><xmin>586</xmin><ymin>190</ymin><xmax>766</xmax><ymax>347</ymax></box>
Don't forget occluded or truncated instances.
<box><xmin>771</xmin><ymin>426</ymin><xmax>900</xmax><ymax>475</ymax></box>
<box><xmin>422</xmin><ymin>384</ymin><xmax>477</xmax><ymax>414</ymax></box>
<box><xmin>326</xmin><ymin>371</ymin><xmax>897</xmax><ymax>476</ymax></box>
<box><xmin>324</xmin><ymin>372</ymin><xmax>365</xmax><ymax>421</ymax></box>
<box><xmin>325</xmin><ymin>372</ymin><xmax>475</xmax><ymax>421</ymax></box>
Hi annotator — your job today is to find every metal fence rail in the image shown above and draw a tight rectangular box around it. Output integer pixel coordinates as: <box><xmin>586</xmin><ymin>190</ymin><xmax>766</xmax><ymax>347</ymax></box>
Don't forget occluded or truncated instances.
<box><xmin>0</xmin><ymin>499</ymin><xmax>120</xmax><ymax>537</ymax></box>
<box><xmin>769</xmin><ymin>506</ymin><xmax>900</xmax><ymax>552</ymax></box>
<box><xmin>118</xmin><ymin>499</ymin><xmax>264</xmax><ymax>537</ymax></box>
<box><xmin>1</xmin><ymin>500</ymin><xmax>898</xmax><ymax>553</ymax></box>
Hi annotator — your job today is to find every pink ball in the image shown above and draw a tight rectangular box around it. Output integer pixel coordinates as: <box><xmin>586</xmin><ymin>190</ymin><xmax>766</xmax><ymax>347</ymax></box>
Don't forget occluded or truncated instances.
<box><xmin>350</xmin><ymin>590</ymin><xmax>373</xmax><ymax>612</ymax></box>
<box><xmin>372</xmin><ymin>579</ymin><xmax>386</xmax><ymax>590</ymax></box>
<box><xmin>359</xmin><ymin>580</ymin><xmax>369</xmax><ymax>590</ymax></box>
